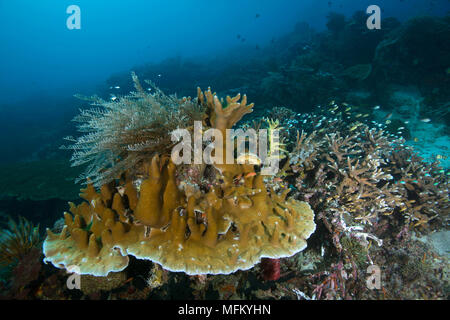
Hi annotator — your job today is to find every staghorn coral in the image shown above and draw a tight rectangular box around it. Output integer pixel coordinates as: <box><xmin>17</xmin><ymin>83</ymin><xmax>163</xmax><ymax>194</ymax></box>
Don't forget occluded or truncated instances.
<box><xmin>256</xmin><ymin>101</ymin><xmax>449</xmax><ymax>300</ymax></box>
<box><xmin>272</xmin><ymin>101</ymin><xmax>448</xmax><ymax>299</ymax></box>
<box><xmin>0</xmin><ymin>216</ymin><xmax>40</xmax><ymax>267</ymax></box>
<box><xmin>283</xmin><ymin>101</ymin><xmax>449</xmax><ymax>233</ymax></box>
<box><xmin>43</xmin><ymin>85</ymin><xmax>316</xmax><ymax>277</ymax></box>
<box><xmin>385</xmin><ymin>147</ymin><xmax>449</xmax><ymax>228</ymax></box>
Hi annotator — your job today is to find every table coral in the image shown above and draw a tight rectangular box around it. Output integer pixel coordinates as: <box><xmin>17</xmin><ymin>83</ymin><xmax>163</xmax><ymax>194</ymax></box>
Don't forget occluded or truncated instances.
<box><xmin>43</xmin><ymin>80</ymin><xmax>316</xmax><ymax>277</ymax></box>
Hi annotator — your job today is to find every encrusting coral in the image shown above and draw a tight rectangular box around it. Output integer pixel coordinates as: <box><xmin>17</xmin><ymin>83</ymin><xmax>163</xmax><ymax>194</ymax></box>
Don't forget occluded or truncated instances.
<box><xmin>43</xmin><ymin>76</ymin><xmax>316</xmax><ymax>276</ymax></box>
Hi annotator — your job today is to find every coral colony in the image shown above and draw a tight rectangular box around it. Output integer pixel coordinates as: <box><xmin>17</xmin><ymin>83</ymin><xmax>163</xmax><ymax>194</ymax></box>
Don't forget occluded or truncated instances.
<box><xmin>43</xmin><ymin>74</ymin><xmax>316</xmax><ymax>276</ymax></box>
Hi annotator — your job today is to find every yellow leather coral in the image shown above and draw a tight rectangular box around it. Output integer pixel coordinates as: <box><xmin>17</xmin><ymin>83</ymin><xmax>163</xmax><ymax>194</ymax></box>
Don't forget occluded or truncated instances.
<box><xmin>43</xmin><ymin>86</ymin><xmax>315</xmax><ymax>276</ymax></box>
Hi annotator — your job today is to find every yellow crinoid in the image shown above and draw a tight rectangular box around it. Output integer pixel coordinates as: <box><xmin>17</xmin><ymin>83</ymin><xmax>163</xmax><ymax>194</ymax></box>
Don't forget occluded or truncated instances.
<box><xmin>264</xmin><ymin>118</ymin><xmax>288</xmax><ymax>160</ymax></box>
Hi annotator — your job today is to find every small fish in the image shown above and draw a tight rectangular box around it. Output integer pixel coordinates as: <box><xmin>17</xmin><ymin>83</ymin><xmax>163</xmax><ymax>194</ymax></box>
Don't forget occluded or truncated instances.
<box><xmin>245</xmin><ymin>172</ymin><xmax>257</xmax><ymax>178</ymax></box>
<box><xmin>413</xmin><ymin>137</ymin><xmax>419</xmax><ymax>142</ymax></box>
<box><xmin>345</xmin><ymin>107</ymin><xmax>351</xmax><ymax>112</ymax></box>
<box><xmin>255</xmin><ymin>13</ymin><xmax>260</xmax><ymax>18</ymax></box>
<box><xmin>373</xmin><ymin>105</ymin><xmax>380</xmax><ymax>110</ymax></box>
<box><xmin>404</xmin><ymin>121</ymin><xmax>410</xmax><ymax>124</ymax></box>
<box><xmin>436</xmin><ymin>155</ymin><xmax>448</xmax><ymax>160</ymax></box>
<box><xmin>158</xmin><ymin>74</ymin><xmax>162</xmax><ymax>77</ymax></box>
<box><xmin>420</xmin><ymin>118</ymin><xmax>431</xmax><ymax>123</ymax></box>
<box><xmin>114</xmin><ymin>86</ymin><xmax>120</xmax><ymax>89</ymax></box>
<box><xmin>111</xmin><ymin>96</ymin><xmax>117</xmax><ymax>101</ymax></box>
<box><xmin>385</xmin><ymin>120</ymin><xmax>391</xmax><ymax>124</ymax></box>
<box><xmin>349</xmin><ymin>123</ymin><xmax>362</xmax><ymax>131</ymax></box>
<box><xmin>363</xmin><ymin>114</ymin><xmax>369</xmax><ymax>117</ymax></box>
<box><xmin>398</xmin><ymin>127</ymin><xmax>405</xmax><ymax>130</ymax></box>
<box><xmin>384</xmin><ymin>112</ymin><xmax>393</xmax><ymax>120</ymax></box>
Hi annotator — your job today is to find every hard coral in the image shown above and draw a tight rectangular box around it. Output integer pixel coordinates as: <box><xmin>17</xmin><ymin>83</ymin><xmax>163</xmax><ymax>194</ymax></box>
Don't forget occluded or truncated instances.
<box><xmin>265</xmin><ymin>101</ymin><xmax>449</xmax><ymax>299</ymax></box>
<box><xmin>43</xmin><ymin>85</ymin><xmax>316</xmax><ymax>277</ymax></box>
<box><xmin>286</xmin><ymin>103</ymin><xmax>449</xmax><ymax>232</ymax></box>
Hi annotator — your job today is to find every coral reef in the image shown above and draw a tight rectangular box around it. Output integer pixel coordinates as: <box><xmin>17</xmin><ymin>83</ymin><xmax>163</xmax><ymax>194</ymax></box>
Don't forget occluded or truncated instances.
<box><xmin>247</xmin><ymin>102</ymin><xmax>449</xmax><ymax>300</ymax></box>
<box><xmin>374</xmin><ymin>16</ymin><xmax>450</xmax><ymax>89</ymax></box>
<box><xmin>281</xmin><ymin>101</ymin><xmax>449</xmax><ymax>232</ymax></box>
<box><xmin>43</xmin><ymin>82</ymin><xmax>316</xmax><ymax>277</ymax></box>
<box><xmin>3</xmin><ymin>99</ymin><xmax>448</xmax><ymax>299</ymax></box>
<box><xmin>80</xmin><ymin>271</ymin><xmax>128</xmax><ymax>296</ymax></box>
<box><xmin>373</xmin><ymin>15</ymin><xmax>450</xmax><ymax>124</ymax></box>
<box><xmin>2</xmin><ymin>11</ymin><xmax>449</xmax><ymax>301</ymax></box>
